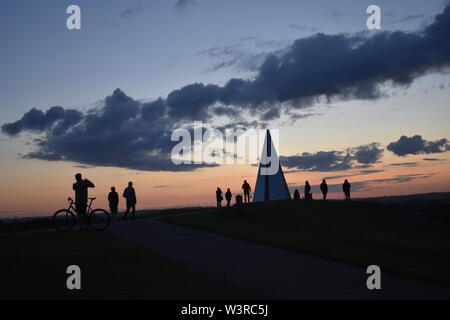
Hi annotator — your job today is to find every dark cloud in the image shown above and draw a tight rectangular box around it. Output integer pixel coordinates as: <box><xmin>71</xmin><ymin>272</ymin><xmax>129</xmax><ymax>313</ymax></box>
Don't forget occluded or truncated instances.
<box><xmin>9</xmin><ymin>5</ymin><xmax>450</xmax><ymax>127</ymax></box>
<box><xmin>387</xmin><ymin>135</ymin><xmax>449</xmax><ymax>156</ymax></box>
<box><xmin>280</xmin><ymin>143</ymin><xmax>383</xmax><ymax>172</ymax></box>
<box><xmin>359</xmin><ymin>173</ymin><xmax>434</xmax><ymax>189</ymax></box>
<box><xmin>423</xmin><ymin>158</ymin><xmax>446</xmax><ymax>161</ymax></box>
<box><xmin>90</xmin><ymin>5</ymin><xmax>450</xmax><ymax>123</ymax></box>
<box><xmin>351</xmin><ymin>143</ymin><xmax>383</xmax><ymax>164</ymax></box>
<box><xmin>389</xmin><ymin>162</ymin><xmax>419</xmax><ymax>167</ymax></box>
<box><xmin>166</xmin><ymin>83</ymin><xmax>222</xmax><ymax>120</ymax></box>
<box><xmin>3</xmin><ymin>5</ymin><xmax>450</xmax><ymax>171</ymax></box>
<box><xmin>322</xmin><ymin>169</ymin><xmax>384</xmax><ymax>180</ymax></box>
<box><xmin>281</xmin><ymin>151</ymin><xmax>353</xmax><ymax>172</ymax></box>
<box><xmin>1</xmin><ymin>106</ymin><xmax>82</xmax><ymax>136</ymax></box>
<box><xmin>359</xmin><ymin>169</ymin><xmax>384</xmax><ymax>175</ymax></box>
<box><xmin>141</xmin><ymin>98</ymin><xmax>166</xmax><ymax>121</ymax></box>
<box><xmin>195</xmin><ymin>5</ymin><xmax>450</xmax><ymax>117</ymax></box>
<box><xmin>2</xmin><ymin>89</ymin><xmax>217</xmax><ymax>172</ymax></box>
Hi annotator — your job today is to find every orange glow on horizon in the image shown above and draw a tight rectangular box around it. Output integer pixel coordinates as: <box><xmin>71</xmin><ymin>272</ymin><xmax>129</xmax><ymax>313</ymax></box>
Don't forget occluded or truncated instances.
<box><xmin>1</xmin><ymin>150</ymin><xmax>449</xmax><ymax>218</ymax></box>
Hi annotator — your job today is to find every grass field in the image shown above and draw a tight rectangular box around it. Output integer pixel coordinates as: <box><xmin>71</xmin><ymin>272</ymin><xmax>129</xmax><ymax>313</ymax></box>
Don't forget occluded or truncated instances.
<box><xmin>162</xmin><ymin>200</ymin><xmax>450</xmax><ymax>286</ymax></box>
<box><xmin>0</xmin><ymin>231</ymin><xmax>245</xmax><ymax>299</ymax></box>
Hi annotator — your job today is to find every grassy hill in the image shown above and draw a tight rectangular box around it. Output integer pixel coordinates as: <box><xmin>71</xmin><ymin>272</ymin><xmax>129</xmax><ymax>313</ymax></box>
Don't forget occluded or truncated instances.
<box><xmin>162</xmin><ymin>200</ymin><xmax>450</xmax><ymax>286</ymax></box>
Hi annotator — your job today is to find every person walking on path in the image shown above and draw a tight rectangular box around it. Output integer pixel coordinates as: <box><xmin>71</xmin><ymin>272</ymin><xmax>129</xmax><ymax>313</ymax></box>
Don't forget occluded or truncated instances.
<box><xmin>123</xmin><ymin>181</ymin><xmax>137</xmax><ymax>220</ymax></box>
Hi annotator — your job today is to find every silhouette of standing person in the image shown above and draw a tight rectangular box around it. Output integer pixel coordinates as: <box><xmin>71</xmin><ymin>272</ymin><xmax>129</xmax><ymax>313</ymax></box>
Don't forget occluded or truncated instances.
<box><xmin>242</xmin><ymin>180</ymin><xmax>251</xmax><ymax>203</ymax></box>
<box><xmin>304</xmin><ymin>180</ymin><xmax>311</xmax><ymax>200</ymax></box>
<box><xmin>72</xmin><ymin>173</ymin><xmax>95</xmax><ymax>228</ymax></box>
<box><xmin>320</xmin><ymin>179</ymin><xmax>328</xmax><ymax>200</ymax></box>
<box><xmin>225</xmin><ymin>188</ymin><xmax>232</xmax><ymax>207</ymax></box>
<box><xmin>108</xmin><ymin>187</ymin><xmax>119</xmax><ymax>216</ymax></box>
<box><xmin>343</xmin><ymin>179</ymin><xmax>351</xmax><ymax>201</ymax></box>
<box><xmin>123</xmin><ymin>182</ymin><xmax>137</xmax><ymax>220</ymax></box>
<box><xmin>293</xmin><ymin>189</ymin><xmax>300</xmax><ymax>200</ymax></box>
<box><xmin>216</xmin><ymin>187</ymin><xmax>223</xmax><ymax>208</ymax></box>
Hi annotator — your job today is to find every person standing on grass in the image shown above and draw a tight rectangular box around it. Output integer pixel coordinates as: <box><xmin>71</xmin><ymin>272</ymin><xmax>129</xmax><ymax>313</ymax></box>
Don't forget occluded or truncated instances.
<box><xmin>304</xmin><ymin>180</ymin><xmax>311</xmax><ymax>200</ymax></box>
<box><xmin>123</xmin><ymin>181</ymin><xmax>137</xmax><ymax>220</ymax></box>
<box><xmin>242</xmin><ymin>180</ymin><xmax>252</xmax><ymax>203</ymax></box>
<box><xmin>343</xmin><ymin>179</ymin><xmax>351</xmax><ymax>201</ymax></box>
<box><xmin>73</xmin><ymin>173</ymin><xmax>95</xmax><ymax>229</ymax></box>
<box><xmin>216</xmin><ymin>187</ymin><xmax>223</xmax><ymax>208</ymax></box>
<box><xmin>108</xmin><ymin>187</ymin><xmax>119</xmax><ymax>216</ymax></box>
<box><xmin>320</xmin><ymin>179</ymin><xmax>328</xmax><ymax>200</ymax></box>
<box><xmin>225</xmin><ymin>188</ymin><xmax>232</xmax><ymax>207</ymax></box>
<box><xmin>293</xmin><ymin>189</ymin><xmax>300</xmax><ymax>200</ymax></box>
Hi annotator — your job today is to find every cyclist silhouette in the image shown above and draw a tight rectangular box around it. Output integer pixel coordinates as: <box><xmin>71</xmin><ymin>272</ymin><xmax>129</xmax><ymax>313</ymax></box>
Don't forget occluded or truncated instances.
<box><xmin>73</xmin><ymin>173</ymin><xmax>95</xmax><ymax>228</ymax></box>
<box><xmin>73</xmin><ymin>173</ymin><xmax>95</xmax><ymax>216</ymax></box>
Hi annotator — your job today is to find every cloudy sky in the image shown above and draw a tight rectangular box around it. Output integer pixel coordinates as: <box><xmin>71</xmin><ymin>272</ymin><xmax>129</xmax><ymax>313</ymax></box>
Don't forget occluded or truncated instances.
<box><xmin>1</xmin><ymin>0</ymin><xmax>450</xmax><ymax>217</ymax></box>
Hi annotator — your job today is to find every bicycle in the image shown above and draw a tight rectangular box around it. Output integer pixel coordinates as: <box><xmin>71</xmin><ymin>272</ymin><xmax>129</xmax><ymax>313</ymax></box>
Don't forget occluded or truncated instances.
<box><xmin>52</xmin><ymin>197</ymin><xmax>110</xmax><ymax>232</ymax></box>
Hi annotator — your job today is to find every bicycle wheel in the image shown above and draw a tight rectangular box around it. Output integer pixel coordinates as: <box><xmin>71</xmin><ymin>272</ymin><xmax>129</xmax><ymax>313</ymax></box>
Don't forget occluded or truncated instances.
<box><xmin>89</xmin><ymin>209</ymin><xmax>110</xmax><ymax>231</ymax></box>
<box><xmin>52</xmin><ymin>209</ymin><xmax>76</xmax><ymax>232</ymax></box>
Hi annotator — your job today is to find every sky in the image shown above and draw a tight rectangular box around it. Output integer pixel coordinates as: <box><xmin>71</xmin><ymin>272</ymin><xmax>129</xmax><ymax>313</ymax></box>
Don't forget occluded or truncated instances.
<box><xmin>0</xmin><ymin>0</ymin><xmax>450</xmax><ymax>217</ymax></box>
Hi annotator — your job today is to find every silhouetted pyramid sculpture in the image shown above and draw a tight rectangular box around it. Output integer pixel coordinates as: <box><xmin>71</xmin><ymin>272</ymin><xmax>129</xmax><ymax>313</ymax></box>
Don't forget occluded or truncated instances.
<box><xmin>253</xmin><ymin>130</ymin><xmax>291</xmax><ymax>202</ymax></box>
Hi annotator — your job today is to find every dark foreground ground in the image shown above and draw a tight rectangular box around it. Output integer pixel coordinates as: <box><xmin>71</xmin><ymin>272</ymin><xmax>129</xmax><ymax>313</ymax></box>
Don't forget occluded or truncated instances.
<box><xmin>0</xmin><ymin>231</ymin><xmax>245</xmax><ymax>299</ymax></box>
<box><xmin>1</xmin><ymin>199</ymin><xmax>449</xmax><ymax>299</ymax></box>
<box><xmin>163</xmin><ymin>200</ymin><xmax>450</xmax><ymax>287</ymax></box>
<box><xmin>109</xmin><ymin>217</ymin><xmax>450</xmax><ymax>299</ymax></box>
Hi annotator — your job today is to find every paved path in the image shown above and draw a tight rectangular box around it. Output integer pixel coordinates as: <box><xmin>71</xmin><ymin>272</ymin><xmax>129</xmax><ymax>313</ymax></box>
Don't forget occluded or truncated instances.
<box><xmin>109</xmin><ymin>218</ymin><xmax>450</xmax><ymax>299</ymax></box>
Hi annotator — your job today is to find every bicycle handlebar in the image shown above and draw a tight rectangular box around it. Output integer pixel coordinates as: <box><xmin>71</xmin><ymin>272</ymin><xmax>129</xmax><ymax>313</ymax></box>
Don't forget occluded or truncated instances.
<box><xmin>67</xmin><ymin>197</ymin><xmax>96</xmax><ymax>202</ymax></box>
